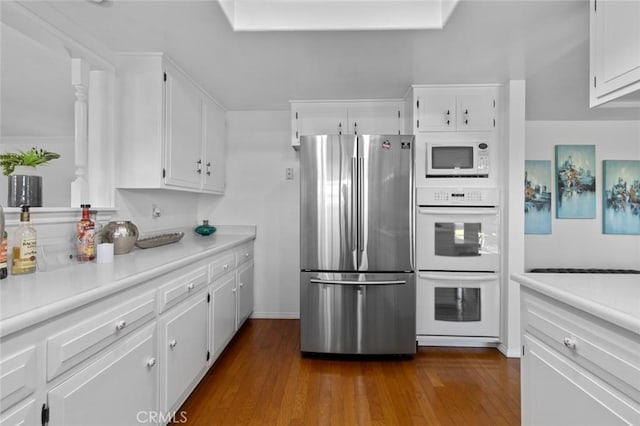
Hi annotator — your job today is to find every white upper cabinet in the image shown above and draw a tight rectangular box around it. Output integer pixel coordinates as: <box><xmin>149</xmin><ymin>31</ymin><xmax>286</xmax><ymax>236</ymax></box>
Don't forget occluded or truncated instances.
<box><xmin>413</xmin><ymin>86</ymin><xmax>497</xmax><ymax>132</ymax></box>
<box><xmin>202</xmin><ymin>98</ymin><xmax>227</xmax><ymax>193</ymax></box>
<box><xmin>590</xmin><ymin>0</ymin><xmax>640</xmax><ymax>107</ymax></box>
<box><xmin>290</xmin><ymin>100</ymin><xmax>404</xmax><ymax>149</ymax></box>
<box><xmin>116</xmin><ymin>53</ymin><xmax>226</xmax><ymax>194</ymax></box>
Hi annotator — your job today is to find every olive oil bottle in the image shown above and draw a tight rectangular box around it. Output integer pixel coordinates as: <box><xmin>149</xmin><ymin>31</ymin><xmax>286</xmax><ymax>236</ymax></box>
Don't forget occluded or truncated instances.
<box><xmin>12</xmin><ymin>205</ymin><xmax>37</xmax><ymax>275</ymax></box>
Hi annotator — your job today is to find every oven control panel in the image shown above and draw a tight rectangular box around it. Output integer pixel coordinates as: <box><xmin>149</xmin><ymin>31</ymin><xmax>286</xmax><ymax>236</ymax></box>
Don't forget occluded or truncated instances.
<box><xmin>417</xmin><ymin>187</ymin><xmax>500</xmax><ymax>206</ymax></box>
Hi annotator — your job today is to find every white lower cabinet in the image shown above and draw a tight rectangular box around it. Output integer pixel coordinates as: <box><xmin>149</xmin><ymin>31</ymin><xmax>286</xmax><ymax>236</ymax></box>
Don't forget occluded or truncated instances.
<box><xmin>159</xmin><ymin>292</ymin><xmax>209</xmax><ymax>415</ymax></box>
<box><xmin>47</xmin><ymin>324</ymin><xmax>158</xmax><ymax>426</ymax></box>
<box><xmin>0</xmin><ymin>399</ymin><xmax>37</xmax><ymax>426</ymax></box>
<box><xmin>210</xmin><ymin>273</ymin><xmax>237</xmax><ymax>361</ymax></box>
<box><xmin>521</xmin><ymin>288</ymin><xmax>640</xmax><ymax>426</ymax></box>
<box><xmin>237</xmin><ymin>261</ymin><xmax>254</xmax><ymax>329</ymax></box>
<box><xmin>0</xmin><ymin>239</ymin><xmax>255</xmax><ymax>426</ymax></box>
<box><xmin>522</xmin><ymin>334</ymin><xmax>637</xmax><ymax>426</ymax></box>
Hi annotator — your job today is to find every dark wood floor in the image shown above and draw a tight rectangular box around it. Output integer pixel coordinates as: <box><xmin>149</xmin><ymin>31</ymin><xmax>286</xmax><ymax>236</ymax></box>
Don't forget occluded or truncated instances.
<box><xmin>175</xmin><ymin>319</ymin><xmax>521</xmax><ymax>425</ymax></box>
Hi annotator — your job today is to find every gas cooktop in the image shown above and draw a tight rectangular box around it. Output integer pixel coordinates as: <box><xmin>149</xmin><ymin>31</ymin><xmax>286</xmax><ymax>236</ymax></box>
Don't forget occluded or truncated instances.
<box><xmin>529</xmin><ymin>268</ymin><xmax>640</xmax><ymax>274</ymax></box>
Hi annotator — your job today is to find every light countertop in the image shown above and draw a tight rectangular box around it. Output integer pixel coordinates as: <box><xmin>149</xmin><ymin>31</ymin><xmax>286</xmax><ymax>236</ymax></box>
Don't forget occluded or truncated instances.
<box><xmin>0</xmin><ymin>226</ymin><xmax>256</xmax><ymax>338</ymax></box>
<box><xmin>512</xmin><ymin>273</ymin><xmax>640</xmax><ymax>335</ymax></box>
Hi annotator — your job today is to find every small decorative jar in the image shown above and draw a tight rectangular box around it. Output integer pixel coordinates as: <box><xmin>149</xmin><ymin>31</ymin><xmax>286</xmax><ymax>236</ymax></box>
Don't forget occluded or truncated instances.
<box><xmin>195</xmin><ymin>220</ymin><xmax>216</xmax><ymax>236</ymax></box>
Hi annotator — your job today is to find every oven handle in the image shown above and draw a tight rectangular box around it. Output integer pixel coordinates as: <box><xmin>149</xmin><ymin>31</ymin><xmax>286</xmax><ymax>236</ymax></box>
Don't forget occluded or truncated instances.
<box><xmin>310</xmin><ymin>278</ymin><xmax>406</xmax><ymax>286</ymax></box>
<box><xmin>418</xmin><ymin>207</ymin><xmax>499</xmax><ymax>216</ymax></box>
<box><xmin>418</xmin><ymin>272</ymin><xmax>498</xmax><ymax>281</ymax></box>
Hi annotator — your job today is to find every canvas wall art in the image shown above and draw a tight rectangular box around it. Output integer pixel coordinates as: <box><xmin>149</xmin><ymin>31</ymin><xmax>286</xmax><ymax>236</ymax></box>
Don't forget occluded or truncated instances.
<box><xmin>603</xmin><ymin>160</ymin><xmax>640</xmax><ymax>235</ymax></box>
<box><xmin>555</xmin><ymin>145</ymin><xmax>596</xmax><ymax>219</ymax></box>
<box><xmin>525</xmin><ymin>160</ymin><xmax>552</xmax><ymax>234</ymax></box>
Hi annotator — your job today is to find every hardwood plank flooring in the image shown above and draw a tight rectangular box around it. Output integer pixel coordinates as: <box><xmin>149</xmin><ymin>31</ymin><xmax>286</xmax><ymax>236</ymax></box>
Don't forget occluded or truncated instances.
<box><xmin>175</xmin><ymin>319</ymin><xmax>520</xmax><ymax>425</ymax></box>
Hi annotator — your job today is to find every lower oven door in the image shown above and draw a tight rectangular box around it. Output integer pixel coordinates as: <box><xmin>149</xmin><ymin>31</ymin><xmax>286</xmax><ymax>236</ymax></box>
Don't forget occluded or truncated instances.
<box><xmin>416</xmin><ymin>271</ymin><xmax>499</xmax><ymax>337</ymax></box>
<box><xmin>417</xmin><ymin>207</ymin><xmax>500</xmax><ymax>271</ymax></box>
<box><xmin>300</xmin><ymin>272</ymin><xmax>416</xmax><ymax>355</ymax></box>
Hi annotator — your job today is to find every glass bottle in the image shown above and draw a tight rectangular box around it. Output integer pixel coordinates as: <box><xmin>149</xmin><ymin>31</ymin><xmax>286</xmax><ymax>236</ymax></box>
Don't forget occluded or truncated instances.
<box><xmin>12</xmin><ymin>205</ymin><xmax>37</xmax><ymax>275</ymax></box>
<box><xmin>77</xmin><ymin>204</ymin><xmax>95</xmax><ymax>262</ymax></box>
<box><xmin>90</xmin><ymin>209</ymin><xmax>102</xmax><ymax>245</ymax></box>
<box><xmin>195</xmin><ymin>220</ymin><xmax>216</xmax><ymax>236</ymax></box>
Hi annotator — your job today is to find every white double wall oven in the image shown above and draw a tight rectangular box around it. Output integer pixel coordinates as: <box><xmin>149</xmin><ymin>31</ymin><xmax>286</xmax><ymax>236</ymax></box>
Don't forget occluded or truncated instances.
<box><xmin>415</xmin><ymin>136</ymin><xmax>501</xmax><ymax>346</ymax></box>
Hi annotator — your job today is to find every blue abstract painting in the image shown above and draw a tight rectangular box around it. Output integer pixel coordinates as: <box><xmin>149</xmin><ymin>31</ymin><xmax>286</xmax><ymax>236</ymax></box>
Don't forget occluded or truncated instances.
<box><xmin>603</xmin><ymin>160</ymin><xmax>640</xmax><ymax>235</ymax></box>
<box><xmin>555</xmin><ymin>145</ymin><xmax>596</xmax><ymax>219</ymax></box>
<box><xmin>525</xmin><ymin>160</ymin><xmax>552</xmax><ymax>234</ymax></box>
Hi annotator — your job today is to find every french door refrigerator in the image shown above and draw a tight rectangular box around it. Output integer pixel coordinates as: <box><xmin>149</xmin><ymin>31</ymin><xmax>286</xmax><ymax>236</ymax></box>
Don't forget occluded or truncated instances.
<box><xmin>300</xmin><ymin>134</ymin><xmax>416</xmax><ymax>355</ymax></box>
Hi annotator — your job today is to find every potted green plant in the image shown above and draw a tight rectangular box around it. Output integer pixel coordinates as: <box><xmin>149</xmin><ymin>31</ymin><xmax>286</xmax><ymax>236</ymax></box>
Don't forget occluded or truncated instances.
<box><xmin>0</xmin><ymin>147</ymin><xmax>60</xmax><ymax>176</ymax></box>
<box><xmin>1</xmin><ymin>148</ymin><xmax>60</xmax><ymax>207</ymax></box>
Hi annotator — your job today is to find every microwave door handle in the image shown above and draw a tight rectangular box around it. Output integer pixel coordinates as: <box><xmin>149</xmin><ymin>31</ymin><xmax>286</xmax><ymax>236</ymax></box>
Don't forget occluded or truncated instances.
<box><xmin>418</xmin><ymin>207</ymin><xmax>499</xmax><ymax>216</ymax></box>
<box><xmin>418</xmin><ymin>272</ymin><xmax>498</xmax><ymax>281</ymax></box>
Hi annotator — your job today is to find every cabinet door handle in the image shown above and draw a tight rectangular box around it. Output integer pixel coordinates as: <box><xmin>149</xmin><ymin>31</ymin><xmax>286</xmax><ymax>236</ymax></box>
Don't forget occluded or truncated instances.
<box><xmin>115</xmin><ymin>320</ymin><xmax>127</xmax><ymax>331</ymax></box>
<box><xmin>563</xmin><ymin>337</ymin><xmax>576</xmax><ymax>349</ymax></box>
<box><xmin>169</xmin><ymin>339</ymin><xmax>177</xmax><ymax>349</ymax></box>
<box><xmin>244</xmin><ymin>253</ymin><xmax>249</xmax><ymax>258</ymax></box>
<box><xmin>206</xmin><ymin>162</ymin><xmax>211</xmax><ymax>176</ymax></box>
<box><xmin>232</xmin><ymin>287</ymin><xmax>237</xmax><ymax>293</ymax></box>
<box><xmin>196</xmin><ymin>159</ymin><xmax>203</xmax><ymax>174</ymax></box>
<box><xmin>146</xmin><ymin>357</ymin><xmax>157</xmax><ymax>368</ymax></box>
<box><xmin>239</xmin><ymin>282</ymin><xmax>244</xmax><ymax>288</ymax></box>
<box><xmin>223</xmin><ymin>264</ymin><xmax>229</xmax><ymax>270</ymax></box>
<box><xmin>187</xmin><ymin>282</ymin><xmax>195</xmax><ymax>291</ymax></box>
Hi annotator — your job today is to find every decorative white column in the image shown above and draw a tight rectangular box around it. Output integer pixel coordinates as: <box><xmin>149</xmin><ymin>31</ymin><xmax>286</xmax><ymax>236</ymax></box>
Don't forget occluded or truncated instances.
<box><xmin>70</xmin><ymin>57</ymin><xmax>90</xmax><ymax>207</ymax></box>
<box><xmin>88</xmin><ymin>69</ymin><xmax>114</xmax><ymax>208</ymax></box>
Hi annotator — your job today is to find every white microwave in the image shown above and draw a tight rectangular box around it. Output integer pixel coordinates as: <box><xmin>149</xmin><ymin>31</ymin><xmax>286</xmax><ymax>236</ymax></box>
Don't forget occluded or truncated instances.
<box><xmin>425</xmin><ymin>141</ymin><xmax>490</xmax><ymax>178</ymax></box>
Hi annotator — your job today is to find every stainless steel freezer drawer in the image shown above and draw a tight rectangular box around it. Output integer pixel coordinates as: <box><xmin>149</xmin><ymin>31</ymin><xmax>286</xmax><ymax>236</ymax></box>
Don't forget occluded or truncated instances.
<box><xmin>300</xmin><ymin>272</ymin><xmax>416</xmax><ymax>355</ymax></box>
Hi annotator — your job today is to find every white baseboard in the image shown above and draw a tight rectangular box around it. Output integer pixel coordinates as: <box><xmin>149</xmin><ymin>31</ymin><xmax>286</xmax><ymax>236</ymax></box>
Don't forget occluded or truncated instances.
<box><xmin>417</xmin><ymin>335</ymin><xmax>500</xmax><ymax>348</ymax></box>
<box><xmin>250</xmin><ymin>312</ymin><xmax>300</xmax><ymax>319</ymax></box>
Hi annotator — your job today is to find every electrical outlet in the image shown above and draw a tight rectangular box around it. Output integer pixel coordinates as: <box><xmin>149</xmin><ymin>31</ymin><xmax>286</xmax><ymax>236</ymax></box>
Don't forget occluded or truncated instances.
<box><xmin>152</xmin><ymin>204</ymin><xmax>161</xmax><ymax>218</ymax></box>
<box><xmin>285</xmin><ymin>167</ymin><xmax>294</xmax><ymax>180</ymax></box>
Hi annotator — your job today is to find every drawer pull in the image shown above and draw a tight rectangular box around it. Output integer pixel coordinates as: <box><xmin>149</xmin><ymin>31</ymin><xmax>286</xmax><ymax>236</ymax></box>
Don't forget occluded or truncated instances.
<box><xmin>146</xmin><ymin>357</ymin><xmax>157</xmax><ymax>368</ymax></box>
<box><xmin>169</xmin><ymin>339</ymin><xmax>177</xmax><ymax>349</ymax></box>
<box><xmin>187</xmin><ymin>283</ymin><xmax>195</xmax><ymax>291</ymax></box>
<box><xmin>244</xmin><ymin>253</ymin><xmax>249</xmax><ymax>258</ymax></box>
<box><xmin>115</xmin><ymin>320</ymin><xmax>127</xmax><ymax>331</ymax></box>
<box><xmin>239</xmin><ymin>282</ymin><xmax>244</xmax><ymax>288</ymax></box>
<box><xmin>223</xmin><ymin>264</ymin><xmax>229</xmax><ymax>270</ymax></box>
<box><xmin>563</xmin><ymin>337</ymin><xmax>576</xmax><ymax>349</ymax></box>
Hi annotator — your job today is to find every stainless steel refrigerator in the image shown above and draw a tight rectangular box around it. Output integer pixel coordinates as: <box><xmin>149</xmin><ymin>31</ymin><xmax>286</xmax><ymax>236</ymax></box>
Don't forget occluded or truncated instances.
<box><xmin>299</xmin><ymin>134</ymin><xmax>416</xmax><ymax>355</ymax></box>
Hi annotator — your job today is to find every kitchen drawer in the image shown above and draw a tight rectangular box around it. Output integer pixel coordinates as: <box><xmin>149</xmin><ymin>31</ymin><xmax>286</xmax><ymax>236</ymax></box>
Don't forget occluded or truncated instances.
<box><xmin>46</xmin><ymin>291</ymin><xmax>155</xmax><ymax>381</ymax></box>
<box><xmin>235</xmin><ymin>244</ymin><xmax>253</xmax><ymax>266</ymax></box>
<box><xmin>209</xmin><ymin>252</ymin><xmax>236</xmax><ymax>281</ymax></box>
<box><xmin>158</xmin><ymin>266</ymin><xmax>208</xmax><ymax>313</ymax></box>
<box><xmin>0</xmin><ymin>346</ymin><xmax>36</xmax><ymax>413</ymax></box>
<box><xmin>522</xmin><ymin>291</ymin><xmax>640</xmax><ymax>402</ymax></box>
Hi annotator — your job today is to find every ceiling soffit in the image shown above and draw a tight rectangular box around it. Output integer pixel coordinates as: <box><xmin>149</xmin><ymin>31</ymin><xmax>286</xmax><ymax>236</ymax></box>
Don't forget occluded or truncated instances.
<box><xmin>218</xmin><ymin>0</ymin><xmax>459</xmax><ymax>31</ymax></box>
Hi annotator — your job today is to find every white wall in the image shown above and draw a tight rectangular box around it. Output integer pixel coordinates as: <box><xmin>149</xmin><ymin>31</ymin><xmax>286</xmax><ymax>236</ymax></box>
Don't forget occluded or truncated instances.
<box><xmin>198</xmin><ymin>110</ymin><xmax>300</xmax><ymax>318</ymax></box>
<box><xmin>114</xmin><ymin>189</ymin><xmax>201</xmax><ymax>236</ymax></box>
<box><xmin>525</xmin><ymin>121</ymin><xmax>640</xmax><ymax>270</ymax></box>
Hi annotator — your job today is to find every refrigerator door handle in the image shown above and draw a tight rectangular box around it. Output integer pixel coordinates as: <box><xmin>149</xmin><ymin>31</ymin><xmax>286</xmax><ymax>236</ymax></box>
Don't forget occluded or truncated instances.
<box><xmin>351</xmin><ymin>157</ymin><xmax>358</xmax><ymax>254</ymax></box>
<box><xmin>359</xmin><ymin>157</ymin><xmax>365</xmax><ymax>252</ymax></box>
<box><xmin>310</xmin><ymin>278</ymin><xmax>406</xmax><ymax>286</ymax></box>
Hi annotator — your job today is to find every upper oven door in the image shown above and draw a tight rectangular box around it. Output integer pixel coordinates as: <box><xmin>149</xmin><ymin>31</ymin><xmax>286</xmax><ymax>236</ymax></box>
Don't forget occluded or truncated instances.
<box><xmin>417</xmin><ymin>207</ymin><xmax>500</xmax><ymax>272</ymax></box>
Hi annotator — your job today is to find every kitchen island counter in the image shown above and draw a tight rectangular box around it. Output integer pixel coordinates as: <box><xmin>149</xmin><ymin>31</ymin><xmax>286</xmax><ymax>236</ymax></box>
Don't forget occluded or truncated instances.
<box><xmin>0</xmin><ymin>226</ymin><xmax>256</xmax><ymax>338</ymax></box>
<box><xmin>512</xmin><ymin>272</ymin><xmax>640</xmax><ymax>336</ymax></box>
